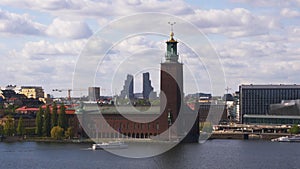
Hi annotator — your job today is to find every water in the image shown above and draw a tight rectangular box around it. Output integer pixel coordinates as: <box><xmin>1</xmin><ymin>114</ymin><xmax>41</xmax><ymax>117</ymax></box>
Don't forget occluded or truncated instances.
<box><xmin>0</xmin><ymin>140</ymin><xmax>300</xmax><ymax>169</ymax></box>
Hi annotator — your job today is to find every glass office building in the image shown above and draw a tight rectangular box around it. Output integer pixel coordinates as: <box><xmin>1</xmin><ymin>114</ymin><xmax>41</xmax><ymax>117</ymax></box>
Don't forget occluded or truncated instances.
<box><xmin>239</xmin><ymin>84</ymin><xmax>300</xmax><ymax>123</ymax></box>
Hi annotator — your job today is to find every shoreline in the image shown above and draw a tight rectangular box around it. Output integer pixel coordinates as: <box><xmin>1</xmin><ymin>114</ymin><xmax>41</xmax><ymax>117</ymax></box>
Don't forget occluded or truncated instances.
<box><xmin>0</xmin><ymin>132</ymin><xmax>293</xmax><ymax>143</ymax></box>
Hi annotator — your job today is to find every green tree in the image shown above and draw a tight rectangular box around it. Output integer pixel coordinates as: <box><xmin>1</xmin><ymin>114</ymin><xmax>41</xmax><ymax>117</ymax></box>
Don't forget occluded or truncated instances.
<box><xmin>4</xmin><ymin>115</ymin><xmax>15</xmax><ymax>136</ymax></box>
<box><xmin>42</xmin><ymin>105</ymin><xmax>51</xmax><ymax>137</ymax></box>
<box><xmin>51</xmin><ymin>126</ymin><xmax>64</xmax><ymax>140</ymax></box>
<box><xmin>201</xmin><ymin>122</ymin><xmax>213</xmax><ymax>133</ymax></box>
<box><xmin>290</xmin><ymin>124</ymin><xmax>300</xmax><ymax>135</ymax></box>
<box><xmin>35</xmin><ymin>107</ymin><xmax>43</xmax><ymax>136</ymax></box>
<box><xmin>0</xmin><ymin>125</ymin><xmax>3</xmax><ymax>135</ymax></box>
<box><xmin>65</xmin><ymin>127</ymin><xmax>74</xmax><ymax>139</ymax></box>
<box><xmin>17</xmin><ymin>116</ymin><xmax>25</xmax><ymax>136</ymax></box>
<box><xmin>51</xmin><ymin>102</ymin><xmax>58</xmax><ymax>128</ymax></box>
<box><xmin>58</xmin><ymin>103</ymin><xmax>68</xmax><ymax>130</ymax></box>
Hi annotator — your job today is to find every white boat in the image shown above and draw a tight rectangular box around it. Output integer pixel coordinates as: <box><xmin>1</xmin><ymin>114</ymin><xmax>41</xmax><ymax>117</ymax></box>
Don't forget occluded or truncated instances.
<box><xmin>92</xmin><ymin>141</ymin><xmax>128</xmax><ymax>150</ymax></box>
<box><xmin>271</xmin><ymin>135</ymin><xmax>300</xmax><ymax>142</ymax></box>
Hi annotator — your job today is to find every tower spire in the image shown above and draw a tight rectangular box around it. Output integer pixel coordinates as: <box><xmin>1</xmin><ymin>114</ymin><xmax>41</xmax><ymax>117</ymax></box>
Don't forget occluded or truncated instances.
<box><xmin>168</xmin><ymin>21</ymin><xmax>176</xmax><ymax>41</ymax></box>
<box><xmin>165</xmin><ymin>21</ymin><xmax>178</xmax><ymax>62</ymax></box>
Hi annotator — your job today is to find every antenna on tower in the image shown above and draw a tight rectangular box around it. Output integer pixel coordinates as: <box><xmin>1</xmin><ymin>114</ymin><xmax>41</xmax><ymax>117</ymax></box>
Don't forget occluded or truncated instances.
<box><xmin>168</xmin><ymin>21</ymin><xmax>176</xmax><ymax>32</ymax></box>
<box><xmin>168</xmin><ymin>21</ymin><xmax>176</xmax><ymax>40</ymax></box>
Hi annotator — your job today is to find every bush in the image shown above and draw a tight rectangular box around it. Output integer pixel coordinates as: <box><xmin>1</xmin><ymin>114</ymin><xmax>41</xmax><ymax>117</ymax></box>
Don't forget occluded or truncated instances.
<box><xmin>290</xmin><ymin>124</ymin><xmax>299</xmax><ymax>135</ymax></box>
<box><xmin>65</xmin><ymin>127</ymin><xmax>74</xmax><ymax>139</ymax></box>
<box><xmin>51</xmin><ymin>126</ymin><xmax>64</xmax><ymax>140</ymax></box>
<box><xmin>24</xmin><ymin>127</ymin><xmax>36</xmax><ymax>136</ymax></box>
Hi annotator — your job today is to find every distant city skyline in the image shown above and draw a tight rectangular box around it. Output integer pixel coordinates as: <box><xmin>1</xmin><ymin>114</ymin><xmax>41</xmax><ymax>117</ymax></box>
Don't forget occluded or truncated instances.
<box><xmin>1</xmin><ymin>1</ymin><xmax>300</xmax><ymax>96</ymax></box>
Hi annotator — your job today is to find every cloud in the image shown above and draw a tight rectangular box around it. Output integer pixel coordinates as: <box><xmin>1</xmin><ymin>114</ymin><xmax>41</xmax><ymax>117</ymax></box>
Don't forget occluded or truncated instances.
<box><xmin>229</xmin><ymin>0</ymin><xmax>291</xmax><ymax>7</ymax></box>
<box><xmin>1</xmin><ymin>0</ymin><xmax>300</xmax><ymax>95</ymax></box>
<box><xmin>46</xmin><ymin>18</ymin><xmax>93</xmax><ymax>39</ymax></box>
<box><xmin>0</xmin><ymin>8</ymin><xmax>45</xmax><ymax>35</ymax></box>
<box><xmin>281</xmin><ymin>8</ymin><xmax>300</xmax><ymax>18</ymax></box>
<box><xmin>216</xmin><ymin>34</ymin><xmax>300</xmax><ymax>92</ymax></box>
<box><xmin>0</xmin><ymin>0</ymin><xmax>194</xmax><ymax>19</ymax></box>
<box><xmin>0</xmin><ymin>9</ymin><xmax>93</xmax><ymax>39</ymax></box>
<box><xmin>184</xmin><ymin>8</ymin><xmax>279</xmax><ymax>38</ymax></box>
<box><xmin>1</xmin><ymin>39</ymin><xmax>87</xmax><ymax>93</ymax></box>
<box><xmin>13</xmin><ymin>39</ymin><xmax>87</xmax><ymax>59</ymax></box>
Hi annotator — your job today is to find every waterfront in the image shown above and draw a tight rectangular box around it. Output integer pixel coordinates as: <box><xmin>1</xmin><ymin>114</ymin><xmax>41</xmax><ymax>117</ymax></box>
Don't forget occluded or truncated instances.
<box><xmin>0</xmin><ymin>140</ymin><xmax>300</xmax><ymax>169</ymax></box>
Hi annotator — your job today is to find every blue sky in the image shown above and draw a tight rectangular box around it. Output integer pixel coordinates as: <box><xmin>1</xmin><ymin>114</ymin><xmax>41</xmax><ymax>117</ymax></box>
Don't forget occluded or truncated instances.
<box><xmin>1</xmin><ymin>0</ymin><xmax>300</xmax><ymax>97</ymax></box>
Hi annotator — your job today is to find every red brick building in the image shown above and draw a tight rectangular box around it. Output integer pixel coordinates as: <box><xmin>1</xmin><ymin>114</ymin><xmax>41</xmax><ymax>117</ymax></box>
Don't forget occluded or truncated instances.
<box><xmin>73</xmin><ymin>31</ymin><xmax>199</xmax><ymax>142</ymax></box>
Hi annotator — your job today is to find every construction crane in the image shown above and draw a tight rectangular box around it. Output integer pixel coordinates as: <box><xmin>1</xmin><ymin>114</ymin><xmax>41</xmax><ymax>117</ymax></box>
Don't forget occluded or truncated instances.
<box><xmin>225</xmin><ymin>86</ymin><xmax>232</xmax><ymax>94</ymax></box>
<box><xmin>52</xmin><ymin>88</ymin><xmax>86</xmax><ymax>100</ymax></box>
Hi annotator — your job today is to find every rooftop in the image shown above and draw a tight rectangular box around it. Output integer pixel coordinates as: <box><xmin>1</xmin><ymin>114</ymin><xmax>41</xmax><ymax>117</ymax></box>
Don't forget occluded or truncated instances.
<box><xmin>240</xmin><ymin>84</ymin><xmax>300</xmax><ymax>89</ymax></box>
<box><xmin>76</xmin><ymin>104</ymin><xmax>160</xmax><ymax>115</ymax></box>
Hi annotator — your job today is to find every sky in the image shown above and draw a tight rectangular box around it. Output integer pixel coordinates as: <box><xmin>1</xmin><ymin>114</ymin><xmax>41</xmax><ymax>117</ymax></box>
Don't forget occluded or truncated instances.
<box><xmin>0</xmin><ymin>0</ymin><xmax>300</xmax><ymax>97</ymax></box>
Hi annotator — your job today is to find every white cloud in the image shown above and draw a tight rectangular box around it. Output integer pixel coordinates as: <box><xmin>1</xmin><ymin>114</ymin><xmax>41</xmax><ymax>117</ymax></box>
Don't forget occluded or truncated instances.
<box><xmin>0</xmin><ymin>0</ymin><xmax>193</xmax><ymax>19</ymax></box>
<box><xmin>1</xmin><ymin>39</ymin><xmax>87</xmax><ymax>93</ymax></box>
<box><xmin>0</xmin><ymin>9</ymin><xmax>93</xmax><ymax>39</ymax></box>
<box><xmin>230</xmin><ymin>0</ymin><xmax>291</xmax><ymax>7</ymax></box>
<box><xmin>281</xmin><ymin>8</ymin><xmax>300</xmax><ymax>18</ymax></box>
<box><xmin>184</xmin><ymin>8</ymin><xmax>279</xmax><ymax>38</ymax></box>
<box><xmin>0</xmin><ymin>9</ymin><xmax>45</xmax><ymax>35</ymax></box>
<box><xmin>12</xmin><ymin>39</ymin><xmax>87</xmax><ymax>58</ymax></box>
<box><xmin>46</xmin><ymin>18</ymin><xmax>92</xmax><ymax>39</ymax></box>
<box><xmin>1</xmin><ymin>0</ymin><xmax>300</xmax><ymax>95</ymax></box>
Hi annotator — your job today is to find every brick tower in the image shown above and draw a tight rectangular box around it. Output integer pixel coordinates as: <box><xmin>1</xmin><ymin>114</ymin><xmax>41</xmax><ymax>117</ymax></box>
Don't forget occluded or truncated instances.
<box><xmin>160</xmin><ymin>28</ymin><xmax>183</xmax><ymax>139</ymax></box>
<box><xmin>160</xmin><ymin>26</ymin><xmax>199</xmax><ymax>143</ymax></box>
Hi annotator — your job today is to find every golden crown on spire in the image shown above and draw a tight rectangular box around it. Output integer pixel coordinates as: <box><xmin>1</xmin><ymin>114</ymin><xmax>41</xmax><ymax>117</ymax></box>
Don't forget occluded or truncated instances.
<box><xmin>168</xmin><ymin>21</ymin><xmax>177</xmax><ymax>42</ymax></box>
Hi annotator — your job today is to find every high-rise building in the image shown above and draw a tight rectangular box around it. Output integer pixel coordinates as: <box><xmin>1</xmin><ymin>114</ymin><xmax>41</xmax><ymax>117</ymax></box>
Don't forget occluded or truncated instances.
<box><xmin>88</xmin><ymin>87</ymin><xmax>100</xmax><ymax>101</ymax></box>
<box><xmin>120</xmin><ymin>74</ymin><xmax>134</xmax><ymax>99</ymax></box>
<box><xmin>142</xmin><ymin>72</ymin><xmax>154</xmax><ymax>99</ymax></box>
<box><xmin>239</xmin><ymin>84</ymin><xmax>300</xmax><ymax>123</ymax></box>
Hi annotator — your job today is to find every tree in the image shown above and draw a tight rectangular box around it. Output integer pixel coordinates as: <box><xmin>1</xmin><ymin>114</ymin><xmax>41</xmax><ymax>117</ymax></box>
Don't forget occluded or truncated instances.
<box><xmin>4</xmin><ymin>115</ymin><xmax>15</xmax><ymax>136</ymax></box>
<box><xmin>65</xmin><ymin>127</ymin><xmax>74</xmax><ymax>139</ymax></box>
<box><xmin>35</xmin><ymin>107</ymin><xmax>43</xmax><ymax>136</ymax></box>
<box><xmin>58</xmin><ymin>103</ymin><xmax>68</xmax><ymax>130</ymax></box>
<box><xmin>17</xmin><ymin>116</ymin><xmax>25</xmax><ymax>136</ymax></box>
<box><xmin>0</xmin><ymin>125</ymin><xmax>3</xmax><ymax>135</ymax></box>
<box><xmin>42</xmin><ymin>105</ymin><xmax>51</xmax><ymax>137</ymax></box>
<box><xmin>290</xmin><ymin>124</ymin><xmax>299</xmax><ymax>135</ymax></box>
<box><xmin>51</xmin><ymin>102</ymin><xmax>58</xmax><ymax>128</ymax></box>
<box><xmin>201</xmin><ymin>122</ymin><xmax>213</xmax><ymax>133</ymax></box>
<box><xmin>51</xmin><ymin>126</ymin><xmax>64</xmax><ymax>140</ymax></box>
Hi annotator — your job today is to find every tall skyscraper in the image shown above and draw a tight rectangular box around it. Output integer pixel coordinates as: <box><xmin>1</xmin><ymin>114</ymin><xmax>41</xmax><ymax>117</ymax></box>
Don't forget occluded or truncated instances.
<box><xmin>142</xmin><ymin>72</ymin><xmax>154</xmax><ymax>99</ymax></box>
<box><xmin>120</xmin><ymin>74</ymin><xmax>134</xmax><ymax>99</ymax></box>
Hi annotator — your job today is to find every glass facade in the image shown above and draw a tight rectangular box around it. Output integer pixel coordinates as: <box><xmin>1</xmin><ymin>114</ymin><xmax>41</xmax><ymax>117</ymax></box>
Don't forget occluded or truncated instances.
<box><xmin>243</xmin><ymin>115</ymin><xmax>300</xmax><ymax>125</ymax></box>
<box><xmin>142</xmin><ymin>72</ymin><xmax>154</xmax><ymax>99</ymax></box>
<box><xmin>239</xmin><ymin>85</ymin><xmax>300</xmax><ymax>122</ymax></box>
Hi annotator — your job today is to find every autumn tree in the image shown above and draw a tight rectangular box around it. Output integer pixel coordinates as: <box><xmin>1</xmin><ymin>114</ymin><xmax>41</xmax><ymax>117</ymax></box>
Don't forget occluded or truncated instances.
<box><xmin>65</xmin><ymin>127</ymin><xmax>74</xmax><ymax>139</ymax></box>
<box><xmin>51</xmin><ymin>126</ymin><xmax>64</xmax><ymax>140</ymax></box>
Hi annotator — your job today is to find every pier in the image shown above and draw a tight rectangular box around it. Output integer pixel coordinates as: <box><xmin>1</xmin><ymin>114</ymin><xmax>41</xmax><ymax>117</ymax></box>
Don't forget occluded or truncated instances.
<box><xmin>211</xmin><ymin>124</ymin><xmax>292</xmax><ymax>140</ymax></box>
